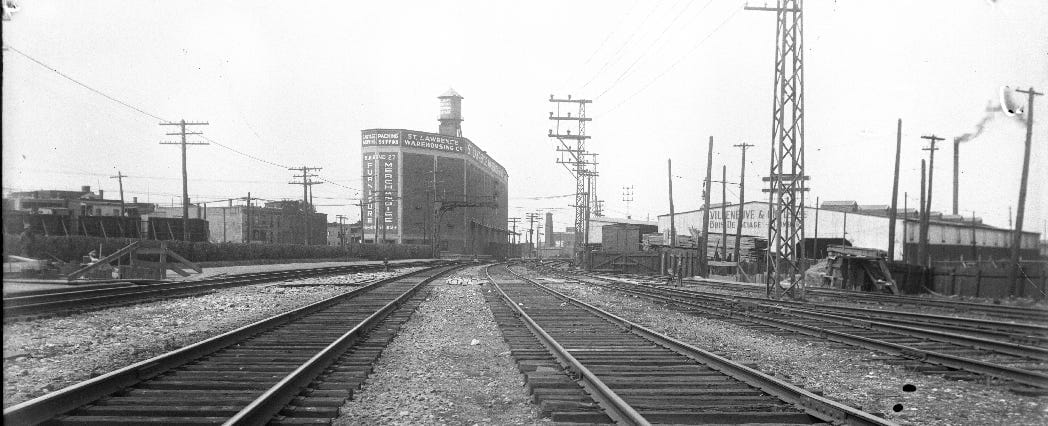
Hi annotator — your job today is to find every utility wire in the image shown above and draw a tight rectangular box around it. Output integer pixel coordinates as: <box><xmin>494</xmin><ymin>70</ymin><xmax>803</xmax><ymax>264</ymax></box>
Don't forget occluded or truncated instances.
<box><xmin>596</xmin><ymin>0</ymin><xmax>713</xmax><ymax>100</ymax></box>
<box><xmin>8</xmin><ymin>43</ymin><xmax>356</xmax><ymax>195</ymax></box>
<box><xmin>578</xmin><ymin>2</ymin><xmax>666</xmax><ymax>92</ymax></box>
<box><xmin>4</xmin><ymin>45</ymin><xmax>166</xmax><ymax>122</ymax></box>
<box><xmin>597</xmin><ymin>7</ymin><xmax>741</xmax><ymax>119</ymax></box>
<box><xmin>559</xmin><ymin>0</ymin><xmax>641</xmax><ymax>89</ymax></box>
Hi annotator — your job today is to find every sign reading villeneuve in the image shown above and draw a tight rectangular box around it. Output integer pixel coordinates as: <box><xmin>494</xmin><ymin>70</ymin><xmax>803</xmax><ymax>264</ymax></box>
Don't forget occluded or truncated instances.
<box><xmin>361</xmin><ymin>129</ymin><xmax>508</xmax><ymax>180</ymax></box>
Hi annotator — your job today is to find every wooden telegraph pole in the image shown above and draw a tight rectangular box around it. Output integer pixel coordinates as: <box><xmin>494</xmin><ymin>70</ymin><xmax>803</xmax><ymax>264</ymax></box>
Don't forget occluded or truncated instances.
<box><xmin>1007</xmin><ymin>87</ymin><xmax>1042</xmax><ymax>295</ymax></box>
<box><xmin>289</xmin><ymin>166</ymin><xmax>323</xmax><ymax>245</ymax></box>
<box><xmin>888</xmin><ymin>119</ymin><xmax>902</xmax><ymax>261</ymax></box>
<box><xmin>733</xmin><ymin>142</ymin><xmax>754</xmax><ymax>261</ymax></box>
<box><xmin>699</xmin><ymin>136</ymin><xmax>713</xmax><ymax>277</ymax></box>
<box><xmin>920</xmin><ymin>135</ymin><xmax>943</xmax><ymax>267</ymax></box>
<box><xmin>721</xmin><ymin>165</ymin><xmax>728</xmax><ymax>260</ymax></box>
<box><xmin>110</xmin><ymin>171</ymin><xmax>127</xmax><ymax>216</ymax></box>
<box><xmin>667</xmin><ymin>159</ymin><xmax>676</xmax><ymax>248</ymax></box>
<box><xmin>160</xmin><ymin>119</ymin><xmax>208</xmax><ymax>241</ymax></box>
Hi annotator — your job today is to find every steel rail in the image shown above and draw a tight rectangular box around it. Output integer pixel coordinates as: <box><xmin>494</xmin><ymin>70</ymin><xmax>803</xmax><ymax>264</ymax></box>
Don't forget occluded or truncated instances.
<box><xmin>584</xmin><ymin>273</ymin><xmax>1048</xmax><ymax>361</ymax></box>
<box><xmin>224</xmin><ymin>265</ymin><xmax>455</xmax><ymax>425</ymax></box>
<box><xmin>498</xmin><ymin>264</ymin><xmax>894</xmax><ymax>426</ymax></box>
<box><xmin>590</xmin><ymin>269</ymin><xmax>1048</xmax><ymax>324</ymax></box>
<box><xmin>547</xmin><ymin>269</ymin><xmax>1048</xmax><ymax>389</ymax></box>
<box><xmin>484</xmin><ymin>265</ymin><xmax>650</xmax><ymax>426</ymax></box>
<box><xmin>2</xmin><ymin>264</ymin><xmax>454</xmax><ymax>425</ymax></box>
<box><xmin>3</xmin><ymin>260</ymin><xmax>442</xmax><ymax>321</ymax></box>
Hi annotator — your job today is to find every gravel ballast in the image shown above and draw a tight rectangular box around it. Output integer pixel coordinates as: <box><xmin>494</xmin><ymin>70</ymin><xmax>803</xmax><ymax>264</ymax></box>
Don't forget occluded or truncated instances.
<box><xmin>335</xmin><ymin>266</ymin><xmax>547</xmax><ymax>425</ymax></box>
<box><xmin>524</xmin><ymin>269</ymin><xmax>1048</xmax><ymax>426</ymax></box>
<box><xmin>3</xmin><ymin>269</ymin><xmax>409</xmax><ymax>408</ymax></box>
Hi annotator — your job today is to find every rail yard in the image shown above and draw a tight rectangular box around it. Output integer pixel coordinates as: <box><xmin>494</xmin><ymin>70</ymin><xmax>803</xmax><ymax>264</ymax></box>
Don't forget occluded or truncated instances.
<box><xmin>2</xmin><ymin>260</ymin><xmax>1045</xmax><ymax>424</ymax></box>
<box><xmin>4</xmin><ymin>1</ymin><xmax>1047</xmax><ymax>425</ymax></box>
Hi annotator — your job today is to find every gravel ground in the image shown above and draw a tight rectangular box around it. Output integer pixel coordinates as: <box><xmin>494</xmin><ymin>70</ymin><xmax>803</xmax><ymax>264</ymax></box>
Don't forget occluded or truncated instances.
<box><xmin>3</xmin><ymin>269</ymin><xmax>412</xmax><ymax>408</ymax></box>
<box><xmin>525</xmin><ymin>270</ymin><xmax>1048</xmax><ymax>426</ymax></box>
<box><xmin>335</xmin><ymin>266</ymin><xmax>547</xmax><ymax>426</ymax></box>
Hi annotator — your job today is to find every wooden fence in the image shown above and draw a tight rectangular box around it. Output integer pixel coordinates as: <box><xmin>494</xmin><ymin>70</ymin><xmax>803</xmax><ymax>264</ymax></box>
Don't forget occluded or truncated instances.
<box><xmin>888</xmin><ymin>261</ymin><xmax>1046</xmax><ymax>300</ymax></box>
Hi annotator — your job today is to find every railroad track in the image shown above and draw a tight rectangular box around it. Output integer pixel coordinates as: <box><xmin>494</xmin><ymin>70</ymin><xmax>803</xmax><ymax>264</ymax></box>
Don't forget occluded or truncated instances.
<box><xmin>601</xmin><ymin>269</ymin><xmax>1048</xmax><ymax>324</ymax></box>
<box><xmin>527</xmin><ymin>265</ymin><xmax>1048</xmax><ymax>392</ymax></box>
<box><xmin>485</xmin><ymin>264</ymin><xmax>892</xmax><ymax>425</ymax></box>
<box><xmin>3</xmin><ymin>260</ymin><xmax>443</xmax><ymax>322</ymax></box>
<box><xmin>594</xmin><ymin>273</ymin><xmax>1048</xmax><ymax>346</ymax></box>
<box><xmin>3</xmin><ymin>263</ymin><xmax>460</xmax><ymax>425</ymax></box>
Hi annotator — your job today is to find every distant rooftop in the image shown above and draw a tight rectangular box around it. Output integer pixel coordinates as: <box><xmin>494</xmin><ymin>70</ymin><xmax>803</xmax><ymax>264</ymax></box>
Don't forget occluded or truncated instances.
<box><xmin>439</xmin><ymin>87</ymin><xmax>463</xmax><ymax>98</ymax></box>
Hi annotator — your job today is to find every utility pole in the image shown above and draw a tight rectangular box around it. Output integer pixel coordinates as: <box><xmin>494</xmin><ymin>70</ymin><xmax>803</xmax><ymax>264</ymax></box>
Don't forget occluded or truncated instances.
<box><xmin>508</xmin><ymin>217</ymin><xmax>521</xmax><ymax>245</ymax></box>
<box><xmin>667</xmin><ymin>159</ymin><xmax>676</xmax><ymax>248</ymax></box>
<box><xmin>289</xmin><ymin>166</ymin><xmax>323</xmax><ymax>245</ymax></box>
<box><xmin>622</xmin><ymin>186</ymin><xmax>634</xmax><ymax>219</ymax></box>
<box><xmin>354</xmin><ymin>198</ymin><xmax>368</xmax><ymax>244</ymax></box>
<box><xmin>109</xmin><ymin>171</ymin><xmax>127</xmax><ymax>216</ymax></box>
<box><xmin>336</xmin><ymin>214</ymin><xmax>347</xmax><ymax>247</ymax></box>
<box><xmin>733</xmin><ymin>142</ymin><xmax>753</xmax><ymax>262</ymax></box>
<box><xmin>526</xmin><ymin>212</ymin><xmax>540</xmax><ymax>249</ymax></box>
<box><xmin>903</xmin><ymin>193</ymin><xmax>908</xmax><ymax>263</ymax></box>
<box><xmin>888</xmin><ymin>119</ymin><xmax>902</xmax><ymax>261</ymax></box>
<box><xmin>245</xmin><ymin>192</ymin><xmax>252</xmax><ymax>243</ymax></box>
<box><xmin>952</xmin><ymin>138</ymin><xmax>961</xmax><ymax>216</ymax></box>
<box><xmin>699</xmin><ymin>136</ymin><xmax>713</xmax><ymax>278</ymax></box>
<box><xmin>1007</xmin><ymin>86</ymin><xmax>1041</xmax><ymax>295</ymax></box>
<box><xmin>160</xmin><ymin>119</ymin><xmax>209</xmax><ymax>241</ymax></box>
<box><xmin>748</xmin><ymin>0</ymin><xmax>808</xmax><ymax>299</ymax></box>
<box><xmin>918</xmin><ymin>160</ymin><xmax>928</xmax><ymax>267</ymax></box>
<box><xmin>920</xmin><ymin>134</ymin><xmax>943</xmax><ymax>267</ymax></box>
<box><xmin>813</xmin><ymin>197</ymin><xmax>819</xmax><ymax>257</ymax></box>
<box><xmin>549</xmin><ymin>95</ymin><xmax>594</xmax><ymax>266</ymax></box>
<box><xmin>721</xmin><ymin>165</ymin><xmax>728</xmax><ymax>260</ymax></box>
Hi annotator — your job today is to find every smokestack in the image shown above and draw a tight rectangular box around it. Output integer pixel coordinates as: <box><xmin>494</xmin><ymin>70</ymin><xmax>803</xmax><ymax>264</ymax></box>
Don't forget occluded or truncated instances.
<box><xmin>952</xmin><ymin>101</ymin><xmax>1000</xmax><ymax>216</ymax></box>
<box><xmin>953</xmin><ymin>140</ymin><xmax>960</xmax><ymax>215</ymax></box>
<box><xmin>99</xmin><ymin>189</ymin><xmax>104</xmax><ymax>199</ymax></box>
<box><xmin>545</xmin><ymin>212</ymin><xmax>554</xmax><ymax>247</ymax></box>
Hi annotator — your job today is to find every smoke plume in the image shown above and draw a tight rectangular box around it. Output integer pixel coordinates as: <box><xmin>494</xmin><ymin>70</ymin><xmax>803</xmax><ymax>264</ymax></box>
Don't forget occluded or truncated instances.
<box><xmin>953</xmin><ymin>100</ymin><xmax>1027</xmax><ymax>145</ymax></box>
<box><xmin>953</xmin><ymin>102</ymin><xmax>997</xmax><ymax>145</ymax></box>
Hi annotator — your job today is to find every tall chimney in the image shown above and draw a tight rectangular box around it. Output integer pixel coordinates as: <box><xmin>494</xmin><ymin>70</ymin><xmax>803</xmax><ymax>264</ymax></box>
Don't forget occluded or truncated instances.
<box><xmin>545</xmin><ymin>212</ymin><xmax>554</xmax><ymax>247</ymax></box>
<box><xmin>438</xmin><ymin>88</ymin><xmax>463</xmax><ymax>137</ymax></box>
<box><xmin>99</xmin><ymin>189</ymin><xmax>104</xmax><ymax>199</ymax></box>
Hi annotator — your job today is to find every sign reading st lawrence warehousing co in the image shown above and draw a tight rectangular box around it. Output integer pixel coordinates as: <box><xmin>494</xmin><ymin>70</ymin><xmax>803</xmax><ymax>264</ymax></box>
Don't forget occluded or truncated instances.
<box><xmin>362</xmin><ymin>152</ymin><xmax>398</xmax><ymax>233</ymax></box>
<box><xmin>361</xmin><ymin>129</ymin><xmax>509</xmax><ymax>180</ymax></box>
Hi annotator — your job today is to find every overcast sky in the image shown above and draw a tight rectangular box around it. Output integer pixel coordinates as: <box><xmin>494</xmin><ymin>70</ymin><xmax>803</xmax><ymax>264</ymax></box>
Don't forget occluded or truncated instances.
<box><xmin>3</xmin><ymin>0</ymin><xmax>1046</xmax><ymax>236</ymax></box>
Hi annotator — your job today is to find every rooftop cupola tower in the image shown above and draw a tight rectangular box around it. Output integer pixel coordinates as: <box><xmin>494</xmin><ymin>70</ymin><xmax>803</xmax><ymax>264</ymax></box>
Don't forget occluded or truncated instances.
<box><xmin>438</xmin><ymin>88</ymin><xmax>463</xmax><ymax>137</ymax></box>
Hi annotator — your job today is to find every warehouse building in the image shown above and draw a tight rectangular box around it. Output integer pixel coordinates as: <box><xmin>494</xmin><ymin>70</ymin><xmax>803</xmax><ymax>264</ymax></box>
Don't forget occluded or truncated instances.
<box><xmin>201</xmin><ymin>200</ymin><xmax>326</xmax><ymax>245</ymax></box>
<box><xmin>659</xmin><ymin>201</ymin><xmax>1041</xmax><ymax>263</ymax></box>
<box><xmin>360</xmin><ymin>89</ymin><xmax>509</xmax><ymax>255</ymax></box>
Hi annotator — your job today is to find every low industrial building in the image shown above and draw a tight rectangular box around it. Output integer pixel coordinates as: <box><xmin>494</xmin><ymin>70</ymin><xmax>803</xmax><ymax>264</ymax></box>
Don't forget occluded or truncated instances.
<box><xmin>659</xmin><ymin>200</ymin><xmax>1041</xmax><ymax>263</ymax></box>
<box><xmin>360</xmin><ymin>89</ymin><xmax>509</xmax><ymax>255</ymax></box>
<box><xmin>2</xmin><ymin>186</ymin><xmax>209</xmax><ymax>241</ymax></box>
<box><xmin>202</xmin><ymin>200</ymin><xmax>326</xmax><ymax>245</ymax></box>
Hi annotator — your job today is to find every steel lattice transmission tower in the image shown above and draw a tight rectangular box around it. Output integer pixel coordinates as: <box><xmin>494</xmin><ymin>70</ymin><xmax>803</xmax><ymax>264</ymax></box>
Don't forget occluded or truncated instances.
<box><xmin>747</xmin><ymin>1</ymin><xmax>809</xmax><ymax>298</ymax></box>
<box><xmin>548</xmin><ymin>95</ymin><xmax>594</xmax><ymax>266</ymax></box>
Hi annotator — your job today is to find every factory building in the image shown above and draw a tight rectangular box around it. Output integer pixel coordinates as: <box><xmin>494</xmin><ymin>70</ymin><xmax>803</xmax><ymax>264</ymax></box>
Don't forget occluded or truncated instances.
<box><xmin>360</xmin><ymin>89</ymin><xmax>509</xmax><ymax>255</ymax></box>
<box><xmin>200</xmin><ymin>200</ymin><xmax>326</xmax><ymax>245</ymax></box>
<box><xmin>659</xmin><ymin>201</ymin><xmax>1041</xmax><ymax>263</ymax></box>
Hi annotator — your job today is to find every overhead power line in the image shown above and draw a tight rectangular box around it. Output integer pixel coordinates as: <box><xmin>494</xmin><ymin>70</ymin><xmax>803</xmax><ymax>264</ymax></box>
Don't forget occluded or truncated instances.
<box><xmin>5</xmin><ymin>43</ymin><xmax>354</xmax><ymax>191</ymax></box>
<box><xmin>597</xmin><ymin>7</ymin><xmax>741</xmax><ymax>119</ymax></box>
<box><xmin>5</xmin><ymin>44</ymin><xmax>165</xmax><ymax>121</ymax></box>
<box><xmin>578</xmin><ymin>1</ymin><xmax>668</xmax><ymax>92</ymax></box>
<box><xmin>595</xmin><ymin>0</ymin><xmax>714</xmax><ymax>100</ymax></box>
